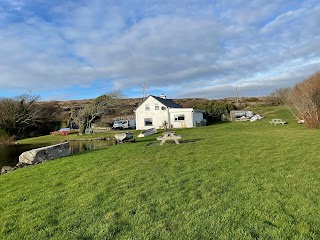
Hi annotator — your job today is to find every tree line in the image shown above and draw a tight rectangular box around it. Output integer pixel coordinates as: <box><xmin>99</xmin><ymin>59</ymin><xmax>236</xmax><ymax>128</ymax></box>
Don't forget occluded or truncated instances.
<box><xmin>0</xmin><ymin>92</ymin><xmax>122</xmax><ymax>143</ymax></box>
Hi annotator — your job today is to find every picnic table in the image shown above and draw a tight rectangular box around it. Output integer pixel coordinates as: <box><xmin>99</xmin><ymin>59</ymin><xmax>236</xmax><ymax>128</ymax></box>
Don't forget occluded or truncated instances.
<box><xmin>156</xmin><ymin>131</ymin><xmax>181</xmax><ymax>145</ymax></box>
<box><xmin>269</xmin><ymin>118</ymin><xmax>287</xmax><ymax>125</ymax></box>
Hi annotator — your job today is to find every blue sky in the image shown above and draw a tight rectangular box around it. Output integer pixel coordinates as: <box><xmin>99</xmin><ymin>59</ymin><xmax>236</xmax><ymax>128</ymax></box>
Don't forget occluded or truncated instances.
<box><xmin>0</xmin><ymin>0</ymin><xmax>319</xmax><ymax>100</ymax></box>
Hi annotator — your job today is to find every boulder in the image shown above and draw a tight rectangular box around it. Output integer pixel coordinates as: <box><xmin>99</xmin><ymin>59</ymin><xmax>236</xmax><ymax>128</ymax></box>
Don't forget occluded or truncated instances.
<box><xmin>19</xmin><ymin>142</ymin><xmax>70</xmax><ymax>165</ymax></box>
<box><xmin>1</xmin><ymin>166</ymin><xmax>14</xmax><ymax>175</ymax></box>
<box><xmin>14</xmin><ymin>162</ymin><xmax>29</xmax><ymax>169</ymax></box>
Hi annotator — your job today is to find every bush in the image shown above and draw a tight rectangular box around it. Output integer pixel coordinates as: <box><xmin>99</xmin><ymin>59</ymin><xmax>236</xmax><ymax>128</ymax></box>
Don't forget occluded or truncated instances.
<box><xmin>0</xmin><ymin>129</ymin><xmax>10</xmax><ymax>143</ymax></box>
<box><xmin>287</xmin><ymin>72</ymin><xmax>320</xmax><ymax>129</ymax></box>
<box><xmin>266</xmin><ymin>87</ymin><xmax>291</xmax><ymax>106</ymax></box>
<box><xmin>0</xmin><ymin>95</ymin><xmax>63</xmax><ymax>140</ymax></box>
<box><xmin>195</xmin><ymin>101</ymin><xmax>236</xmax><ymax>123</ymax></box>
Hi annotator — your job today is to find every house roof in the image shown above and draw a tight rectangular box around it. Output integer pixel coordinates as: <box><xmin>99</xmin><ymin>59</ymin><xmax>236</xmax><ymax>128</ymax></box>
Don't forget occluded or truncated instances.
<box><xmin>151</xmin><ymin>95</ymin><xmax>182</xmax><ymax>108</ymax></box>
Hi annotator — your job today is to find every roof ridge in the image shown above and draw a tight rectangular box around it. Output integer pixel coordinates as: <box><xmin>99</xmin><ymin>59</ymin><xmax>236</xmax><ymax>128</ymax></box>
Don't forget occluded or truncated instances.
<box><xmin>151</xmin><ymin>95</ymin><xmax>182</xmax><ymax>108</ymax></box>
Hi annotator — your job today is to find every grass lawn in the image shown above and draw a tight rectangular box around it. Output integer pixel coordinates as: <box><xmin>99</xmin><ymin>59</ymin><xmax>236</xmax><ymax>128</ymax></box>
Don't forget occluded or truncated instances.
<box><xmin>0</xmin><ymin>106</ymin><xmax>319</xmax><ymax>239</ymax></box>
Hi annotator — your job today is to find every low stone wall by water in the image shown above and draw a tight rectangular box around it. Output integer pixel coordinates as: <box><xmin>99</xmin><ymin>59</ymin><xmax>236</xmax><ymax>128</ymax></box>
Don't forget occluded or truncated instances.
<box><xmin>19</xmin><ymin>142</ymin><xmax>70</xmax><ymax>165</ymax></box>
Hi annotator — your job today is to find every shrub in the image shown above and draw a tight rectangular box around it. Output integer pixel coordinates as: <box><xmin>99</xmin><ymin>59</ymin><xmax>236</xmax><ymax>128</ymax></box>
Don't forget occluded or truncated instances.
<box><xmin>266</xmin><ymin>87</ymin><xmax>291</xmax><ymax>106</ymax></box>
<box><xmin>287</xmin><ymin>72</ymin><xmax>320</xmax><ymax>129</ymax></box>
<box><xmin>0</xmin><ymin>129</ymin><xmax>10</xmax><ymax>143</ymax></box>
<box><xmin>0</xmin><ymin>95</ymin><xmax>62</xmax><ymax>140</ymax></box>
<box><xmin>195</xmin><ymin>101</ymin><xmax>236</xmax><ymax>123</ymax></box>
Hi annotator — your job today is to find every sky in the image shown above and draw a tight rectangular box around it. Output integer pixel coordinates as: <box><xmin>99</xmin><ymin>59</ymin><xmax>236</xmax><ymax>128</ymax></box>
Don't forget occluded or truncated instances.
<box><xmin>0</xmin><ymin>0</ymin><xmax>319</xmax><ymax>101</ymax></box>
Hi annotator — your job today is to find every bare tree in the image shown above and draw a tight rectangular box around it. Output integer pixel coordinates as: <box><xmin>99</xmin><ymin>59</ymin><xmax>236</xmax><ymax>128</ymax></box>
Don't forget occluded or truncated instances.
<box><xmin>0</xmin><ymin>94</ymin><xmax>62</xmax><ymax>139</ymax></box>
<box><xmin>0</xmin><ymin>94</ymin><xmax>40</xmax><ymax>137</ymax></box>
<box><xmin>71</xmin><ymin>91</ymin><xmax>122</xmax><ymax>134</ymax></box>
<box><xmin>32</xmin><ymin>101</ymin><xmax>62</xmax><ymax>134</ymax></box>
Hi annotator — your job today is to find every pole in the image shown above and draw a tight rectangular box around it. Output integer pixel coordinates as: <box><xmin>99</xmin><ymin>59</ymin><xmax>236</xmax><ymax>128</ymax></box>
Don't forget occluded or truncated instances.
<box><xmin>236</xmin><ymin>86</ymin><xmax>239</xmax><ymax>104</ymax></box>
<box><xmin>143</xmin><ymin>82</ymin><xmax>146</xmax><ymax>100</ymax></box>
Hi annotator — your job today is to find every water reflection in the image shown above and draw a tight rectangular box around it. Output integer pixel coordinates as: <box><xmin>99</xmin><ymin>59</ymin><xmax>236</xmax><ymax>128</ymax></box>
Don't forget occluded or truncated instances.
<box><xmin>0</xmin><ymin>140</ymin><xmax>113</xmax><ymax>169</ymax></box>
<box><xmin>68</xmin><ymin>140</ymin><xmax>113</xmax><ymax>154</ymax></box>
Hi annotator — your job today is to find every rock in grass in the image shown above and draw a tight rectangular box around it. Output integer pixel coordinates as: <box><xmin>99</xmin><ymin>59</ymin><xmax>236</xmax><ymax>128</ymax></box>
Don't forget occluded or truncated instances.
<box><xmin>1</xmin><ymin>166</ymin><xmax>14</xmax><ymax>175</ymax></box>
<box><xmin>19</xmin><ymin>142</ymin><xmax>70</xmax><ymax>165</ymax></box>
<box><xmin>14</xmin><ymin>162</ymin><xmax>29</xmax><ymax>169</ymax></box>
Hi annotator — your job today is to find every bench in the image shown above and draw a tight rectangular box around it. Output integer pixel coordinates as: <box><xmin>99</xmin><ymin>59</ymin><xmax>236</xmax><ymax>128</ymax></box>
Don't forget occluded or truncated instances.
<box><xmin>156</xmin><ymin>132</ymin><xmax>181</xmax><ymax>145</ymax></box>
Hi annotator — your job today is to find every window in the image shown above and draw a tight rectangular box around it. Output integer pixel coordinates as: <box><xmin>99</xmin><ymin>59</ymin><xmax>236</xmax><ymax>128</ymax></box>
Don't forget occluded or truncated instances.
<box><xmin>174</xmin><ymin>114</ymin><xmax>185</xmax><ymax>121</ymax></box>
<box><xmin>144</xmin><ymin>118</ymin><xmax>153</xmax><ymax>126</ymax></box>
<box><xmin>145</xmin><ymin>104</ymin><xmax>150</xmax><ymax>111</ymax></box>
<box><xmin>155</xmin><ymin>103</ymin><xmax>159</xmax><ymax>110</ymax></box>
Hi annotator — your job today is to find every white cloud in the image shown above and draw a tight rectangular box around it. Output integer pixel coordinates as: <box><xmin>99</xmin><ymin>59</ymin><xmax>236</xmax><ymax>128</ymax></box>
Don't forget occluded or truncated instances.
<box><xmin>0</xmin><ymin>0</ymin><xmax>319</xmax><ymax>100</ymax></box>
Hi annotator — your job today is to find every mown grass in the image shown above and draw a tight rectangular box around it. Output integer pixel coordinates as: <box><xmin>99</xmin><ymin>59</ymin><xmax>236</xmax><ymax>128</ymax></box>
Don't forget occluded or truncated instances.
<box><xmin>0</xmin><ymin>106</ymin><xmax>319</xmax><ymax>239</ymax></box>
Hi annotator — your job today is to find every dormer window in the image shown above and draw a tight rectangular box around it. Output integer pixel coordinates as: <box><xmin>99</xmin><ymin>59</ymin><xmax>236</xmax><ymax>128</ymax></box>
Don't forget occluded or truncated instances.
<box><xmin>145</xmin><ymin>104</ymin><xmax>150</xmax><ymax>111</ymax></box>
<box><xmin>155</xmin><ymin>103</ymin><xmax>160</xmax><ymax>110</ymax></box>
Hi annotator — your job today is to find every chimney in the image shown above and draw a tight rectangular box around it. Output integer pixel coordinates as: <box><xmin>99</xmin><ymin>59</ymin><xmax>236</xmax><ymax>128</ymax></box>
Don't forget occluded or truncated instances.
<box><xmin>160</xmin><ymin>93</ymin><xmax>166</xmax><ymax>99</ymax></box>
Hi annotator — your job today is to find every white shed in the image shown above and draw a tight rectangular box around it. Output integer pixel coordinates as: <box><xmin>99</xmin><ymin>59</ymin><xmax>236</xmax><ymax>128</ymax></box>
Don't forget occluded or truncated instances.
<box><xmin>135</xmin><ymin>95</ymin><xmax>204</xmax><ymax>130</ymax></box>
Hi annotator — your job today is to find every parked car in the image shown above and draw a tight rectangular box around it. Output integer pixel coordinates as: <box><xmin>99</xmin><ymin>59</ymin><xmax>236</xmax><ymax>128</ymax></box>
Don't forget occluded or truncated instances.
<box><xmin>112</xmin><ymin>120</ymin><xmax>136</xmax><ymax>130</ymax></box>
<box><xmin>50</xmin><ymin>128</ymin><xmax>71</xmax><ymax>136</ymax></box>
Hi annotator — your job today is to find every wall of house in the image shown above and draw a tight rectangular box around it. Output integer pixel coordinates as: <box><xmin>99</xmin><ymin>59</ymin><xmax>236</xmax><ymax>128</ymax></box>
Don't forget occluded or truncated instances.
<box><xmin>169</xmin><ymin>108</ymin><xmax>195</xmax><ymax>128</ymax></box>
<box><xmin>193</xmin><ymin>111</ymin><xmax>204</xmax><ymax>125</ymax></box>
<box><xmin>135</xmin><ymin>97</ymin><xmax>169</xmax><ymax>130</ymax></box>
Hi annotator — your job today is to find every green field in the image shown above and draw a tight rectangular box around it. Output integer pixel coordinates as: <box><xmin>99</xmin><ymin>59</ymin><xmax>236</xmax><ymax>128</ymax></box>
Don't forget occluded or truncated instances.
<box><xmin>0</xmin><ymin>106</ymin><xmax>319</xmax><ymax>239</ymax></box>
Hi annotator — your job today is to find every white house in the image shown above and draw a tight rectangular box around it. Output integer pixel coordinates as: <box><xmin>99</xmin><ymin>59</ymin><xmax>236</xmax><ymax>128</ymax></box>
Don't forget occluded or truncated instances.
<box><xmin>135</xmin><ymin>94</ymin><xmax>204</xmax><ymax>130</ymax></box>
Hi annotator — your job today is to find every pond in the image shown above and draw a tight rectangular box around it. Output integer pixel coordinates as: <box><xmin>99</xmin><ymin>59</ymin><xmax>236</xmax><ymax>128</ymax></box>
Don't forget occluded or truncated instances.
<box><xmin>0</xmin><ymin>140</ymin><xmax>113</xmax><ymax>169</ymax></box>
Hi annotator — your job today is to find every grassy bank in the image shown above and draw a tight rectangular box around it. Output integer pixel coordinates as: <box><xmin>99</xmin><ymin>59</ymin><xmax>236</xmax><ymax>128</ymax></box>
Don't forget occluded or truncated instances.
<box><xmin>0</xmin><ymin>106</ymin><xmax>319</xmax><ymax>239</ymax></box>
<box><xmin>16</xmin><ymin>130</ymin><xmax>123</xmax><ymax>144</ymax></box>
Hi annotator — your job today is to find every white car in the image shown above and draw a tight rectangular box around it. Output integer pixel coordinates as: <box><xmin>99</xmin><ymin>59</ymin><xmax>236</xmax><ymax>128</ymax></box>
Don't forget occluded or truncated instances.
<box><xmin>113</xmin><ymin>120</ymin><xmax>136</xmax><ymax>130</ymax></box>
